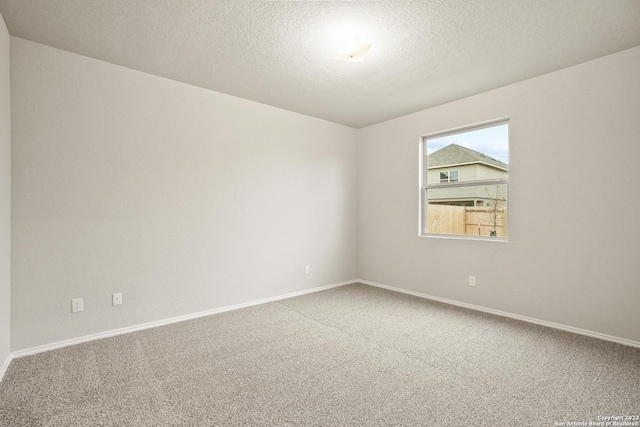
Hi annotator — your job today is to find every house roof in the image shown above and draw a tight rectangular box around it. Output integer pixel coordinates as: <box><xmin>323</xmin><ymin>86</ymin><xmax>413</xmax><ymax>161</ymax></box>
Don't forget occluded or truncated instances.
<box><xmin>427</xmin><ymin>144</ymin><xmax>508</xmax><ymax>170</ymax></box>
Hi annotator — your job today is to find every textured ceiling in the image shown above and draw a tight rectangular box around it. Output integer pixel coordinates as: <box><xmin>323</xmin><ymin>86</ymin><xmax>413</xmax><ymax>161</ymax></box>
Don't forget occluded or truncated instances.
<box><xmin>1</xmin><ymin>1</ymin><xmax>639</xmax><ymax>128</ymax></box>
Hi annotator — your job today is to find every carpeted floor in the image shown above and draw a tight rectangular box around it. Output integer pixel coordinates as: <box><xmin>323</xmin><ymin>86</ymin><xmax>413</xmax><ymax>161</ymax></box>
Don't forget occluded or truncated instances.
<box><xmin>0</xmin><ymin>283</ymin><xmax>638</xmax><ymax>426</ymax></box>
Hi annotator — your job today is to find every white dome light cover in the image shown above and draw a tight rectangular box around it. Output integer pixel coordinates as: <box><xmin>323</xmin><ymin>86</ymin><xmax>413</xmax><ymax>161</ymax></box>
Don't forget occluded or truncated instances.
<box><xmin>334</xmin><ymin>38</ymin><xmax>372</xmax><ymax>62</ymax></box>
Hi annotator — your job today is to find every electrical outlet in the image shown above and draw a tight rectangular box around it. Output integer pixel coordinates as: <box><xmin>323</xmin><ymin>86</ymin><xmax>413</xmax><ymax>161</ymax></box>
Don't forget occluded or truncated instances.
<box><xmin>112</xmin><ymin>292</ymin><xmax>122</xmax><ymax>306</ymax></box>
<box><xmin>304</xmin><ymin>265</ymin><xmax>310</xmax><ymax>275</ymax></box>
<box><xmin>469</xmin><ymin>276</ymin><xmax>476</xmax><ymax>287</ymax></box>
<box><xmin>72</xmin><ymin>298</ymin><xmax>84</xmax><ymax>313</ymax></box>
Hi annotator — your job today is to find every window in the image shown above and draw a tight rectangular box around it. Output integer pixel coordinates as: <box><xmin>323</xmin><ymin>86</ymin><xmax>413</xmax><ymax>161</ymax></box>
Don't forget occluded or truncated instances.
<box><xmin>419</xmin><ymin>118</ymin><xmax>509</xmax><ymax>240</ymax></box>
<box><xmin>439</xmin><ymin>170</ymin><xmax>459</xmax><ymax>183</ymax></box>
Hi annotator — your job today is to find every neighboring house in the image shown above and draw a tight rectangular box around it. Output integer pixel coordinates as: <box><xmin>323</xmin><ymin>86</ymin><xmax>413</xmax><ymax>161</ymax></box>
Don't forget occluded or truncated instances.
<box><xmin>427</xmin><ymin>144</ymin><xmax>508</xmax><ymax>207</ymax></box>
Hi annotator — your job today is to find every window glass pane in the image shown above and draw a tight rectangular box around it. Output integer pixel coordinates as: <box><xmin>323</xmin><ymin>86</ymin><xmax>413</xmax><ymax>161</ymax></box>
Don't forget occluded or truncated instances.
<box><xmin>440</xmin><ymin>172</ymin><xmax>448</xmax><ymax>182</ymax></box>
<box><xmin>425</xmin><ymin>184</ymin><xmax>508</xmax><ymax>237</ymax></box>
<box><xmin>449</xmin><ymin>170</ymin><xmax>459</xmax><ymax>182</ymax></box>
<box><xmin>426</xmin><ymin>123</ymin><xmax>508</xmax><ymax>184</ymax></box>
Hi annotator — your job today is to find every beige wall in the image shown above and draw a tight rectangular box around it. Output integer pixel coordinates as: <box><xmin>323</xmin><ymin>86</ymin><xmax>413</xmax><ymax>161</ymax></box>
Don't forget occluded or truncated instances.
<box><xmin>6</xmin><ymin>33</ymin><xmax>640</xmax><ymax>353</ymax></box>
<box><xmin>10</xmin><ymin>37</ymin><xmax>358</xmax><ymax>351</ymax></box>
<box><xmin>0</xmin><ymin>12</ymin><xmax>11</xmax><ymax>370</ymax></box>
<box><xmin>358</xmin><ymin>46</ymin><xmax>640</xmax><ymax>342</ymax></box>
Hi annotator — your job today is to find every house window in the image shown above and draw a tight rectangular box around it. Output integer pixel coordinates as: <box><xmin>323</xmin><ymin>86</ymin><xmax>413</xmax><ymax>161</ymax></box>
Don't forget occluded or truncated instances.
<box><xmin>440</xmin><ymin>170</ymin><xmax>459</xmax><ymax>183</ymax></box>
<box><xmin>420</xmin><ymin>118</ymin><xmax>509</xmax><ymax>240</ymax></box>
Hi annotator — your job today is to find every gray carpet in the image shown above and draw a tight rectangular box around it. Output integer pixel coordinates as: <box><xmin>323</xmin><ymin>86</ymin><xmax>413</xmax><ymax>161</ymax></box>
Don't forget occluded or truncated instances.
<box><xmin>0</xmin><ymin>283</ymin><xmax>638</xmax><ymax>426</ymax></box>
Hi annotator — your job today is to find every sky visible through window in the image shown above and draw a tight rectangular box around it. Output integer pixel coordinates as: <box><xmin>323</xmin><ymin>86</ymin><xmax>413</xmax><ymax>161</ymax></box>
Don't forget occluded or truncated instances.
<box><xmin>426</xmin><ymin>123</ymin><xmax>509</xmax><ymax>165</ymax></box>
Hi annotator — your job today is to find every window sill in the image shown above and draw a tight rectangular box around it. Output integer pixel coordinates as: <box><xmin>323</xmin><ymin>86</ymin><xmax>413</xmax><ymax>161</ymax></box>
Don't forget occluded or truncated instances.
<box><xmin>419</xmin><ymin>233</ymin><xmax>508</xmax><ymax>243</ymax></box>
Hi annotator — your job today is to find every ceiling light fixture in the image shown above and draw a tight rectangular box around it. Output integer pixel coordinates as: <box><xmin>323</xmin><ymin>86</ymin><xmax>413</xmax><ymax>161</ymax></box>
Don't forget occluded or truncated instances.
<box><xmin>334</xmin><ymin>37</ymin><xmax>372</xmax><ymax>62</ymax></box>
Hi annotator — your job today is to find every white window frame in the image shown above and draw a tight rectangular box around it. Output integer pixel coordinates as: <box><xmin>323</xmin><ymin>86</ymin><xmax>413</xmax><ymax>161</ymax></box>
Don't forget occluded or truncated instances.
<box><xmin>419</xmin><ymin>118</ymin><xmax>509</xmax><ymax>241</ymax></box>
<box><xmin>439</xmin><ymin>170</ymin><xmax>459</xmax><ymax>183</ymax></box>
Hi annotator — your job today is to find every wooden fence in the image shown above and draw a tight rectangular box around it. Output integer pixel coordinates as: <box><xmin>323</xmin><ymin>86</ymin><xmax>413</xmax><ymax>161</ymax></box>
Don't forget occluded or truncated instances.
<box><xmin>427</xmin><ymin>205</ymin><xmax>507</xmax><ymax>237</ymax></box>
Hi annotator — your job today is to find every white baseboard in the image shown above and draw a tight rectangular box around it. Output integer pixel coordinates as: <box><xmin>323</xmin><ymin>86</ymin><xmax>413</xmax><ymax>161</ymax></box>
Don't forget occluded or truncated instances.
<box><xmin>10</xmin><ymin>277</ymin><xmax>638</xmax><ymax>363</ymax></box>
<box><xmin>0</xmin><ymin>353</ymin><xmax>12</xmax><ymax>383</ymax></box>
<box><xmin>359</xmin><ymin>279</ymin><xmax>640</xmax><ymax>349</ymax></box>
<box><xmin>12</xmin><ymin>279</ymin><xmax>357</xmax><ymax>359</ymax></box>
